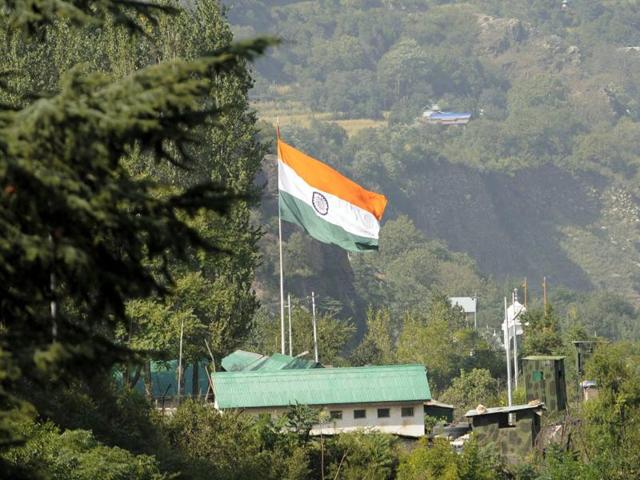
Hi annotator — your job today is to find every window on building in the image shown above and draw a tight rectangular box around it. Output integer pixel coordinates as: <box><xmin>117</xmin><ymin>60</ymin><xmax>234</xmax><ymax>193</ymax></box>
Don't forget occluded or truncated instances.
<box><xmin>330</xmin><ymin>410</ymin><xmax>342</xmax><ymax>420</ymax></box>
<box><xmin>401</xmin><ymin>407</ymin><xmax>414</xmax><ymax>417</ymax></box>
<box><xmin>377</xmin><ymin>408</ymin><xmax>390</xmax><ymax>418</ymax></box>
<box><xmin>354</xmin><ymin>409</ymin><xmax>366</xmax><ymax>419</ymax></box>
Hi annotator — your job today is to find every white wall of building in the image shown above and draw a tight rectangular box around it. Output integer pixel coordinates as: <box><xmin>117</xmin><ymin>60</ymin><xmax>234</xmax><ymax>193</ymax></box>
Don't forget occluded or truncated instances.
<box><xmin>237</xmin><ymin>402</ymin><xmax>425</xmax><ymax>438</ymax></box>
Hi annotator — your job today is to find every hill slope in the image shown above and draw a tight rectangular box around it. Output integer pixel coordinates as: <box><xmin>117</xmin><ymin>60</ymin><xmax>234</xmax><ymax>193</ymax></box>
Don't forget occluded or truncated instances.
<box><xmin>234</xmin><ymin>0</ymin><xmax>640</xmax><ymax>323</ymax></box>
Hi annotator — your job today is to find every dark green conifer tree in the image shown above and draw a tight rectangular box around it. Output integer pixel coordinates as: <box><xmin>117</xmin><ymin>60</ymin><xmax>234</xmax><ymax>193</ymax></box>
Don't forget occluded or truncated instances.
<box><xmin>0</xmin><ymin>0</ymin><xmax>272</xmax><ymax>455</ymax></box>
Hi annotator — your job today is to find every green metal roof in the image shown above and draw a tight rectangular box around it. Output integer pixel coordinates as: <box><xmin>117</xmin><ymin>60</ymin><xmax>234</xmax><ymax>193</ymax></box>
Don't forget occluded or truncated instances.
<box><xmin>221</xmin><ymin>350</ymin><xmax>265</xmax><ymax>372</ymax></box>
<box><xmin>147</xmin><ymin>361</ymin><xmax>210</xmax><ymax>397</ymax></box>
<box><xmin>213</xmin><ymin>364</ymin><xmax>431</xmax><ymax>409</ymax></box>
<box><xmin>115</xmin><ymin>360</ymin><xmax>211</xmax><ymax>398</ymax></box>
<box><xmin>220</xmin><ymin>350</ymin><xmax>320</xmax><ymax>372</ymax></box>
<box><xmin>256</xmin><ymin>353</ymin><xmax>319</xmax><ymax>371</ymax></box>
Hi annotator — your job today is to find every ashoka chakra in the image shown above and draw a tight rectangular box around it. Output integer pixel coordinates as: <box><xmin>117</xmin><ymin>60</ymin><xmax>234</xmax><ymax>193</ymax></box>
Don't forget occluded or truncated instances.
<box><xmin>312</xmin><ymin>192</ymin><xmax>329</xmax><ymax>216</ymax></box>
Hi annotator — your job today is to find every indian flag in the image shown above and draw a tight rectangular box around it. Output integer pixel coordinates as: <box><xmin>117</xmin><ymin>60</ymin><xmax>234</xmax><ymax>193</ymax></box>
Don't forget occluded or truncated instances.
<box><xmin>278</xmin><ymin>139</ymin><xmax>387</xmax><ymax>252</ymax></box>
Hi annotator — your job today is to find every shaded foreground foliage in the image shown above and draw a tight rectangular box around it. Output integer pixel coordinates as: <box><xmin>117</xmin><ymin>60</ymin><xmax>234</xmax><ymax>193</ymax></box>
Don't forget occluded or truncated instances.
<box><xmin>2</xmin><ymin>0</ymin><xmax>640</xmax><ymax>478</ymax></box>
<box><xmin>0</xmin><ymin>0</ymin><xmax>272</xmax><ymax>476</ymax></box>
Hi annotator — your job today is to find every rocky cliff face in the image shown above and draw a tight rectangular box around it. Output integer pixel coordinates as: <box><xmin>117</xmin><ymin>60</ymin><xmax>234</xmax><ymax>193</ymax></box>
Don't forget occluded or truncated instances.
<box><xmin>406</xmin><ymin>161</ymin><xmax>602</xmax><ymax>291</ymax></box>
<box><xmin>398</xmin><ymin>156</ymin><xmax>640</xmax><ymax>305</ymax></box>
<box><xmin>256</xmin><ymin>155</ymin><xmax>640</xmax><ymax>311</ymax></box>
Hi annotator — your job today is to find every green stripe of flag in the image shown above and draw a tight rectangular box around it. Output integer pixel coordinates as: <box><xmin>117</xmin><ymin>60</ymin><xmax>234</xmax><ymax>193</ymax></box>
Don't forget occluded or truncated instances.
<box><xmin>280</xmin><ymin>191</ymin><xmax>378</xmax><ymax>252</ymax></box>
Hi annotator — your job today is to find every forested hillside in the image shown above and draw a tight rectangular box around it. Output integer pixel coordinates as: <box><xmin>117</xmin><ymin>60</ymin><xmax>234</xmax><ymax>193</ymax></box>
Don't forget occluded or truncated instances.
<box><xmin>228</xmin><ymin>0</ymin><xmax>640</xmax><ymax>334</ymax></box>
<box><xmin>4</xmin><ymin>0</ymin><xmax>640</xmax><ymax>478</ymax></box>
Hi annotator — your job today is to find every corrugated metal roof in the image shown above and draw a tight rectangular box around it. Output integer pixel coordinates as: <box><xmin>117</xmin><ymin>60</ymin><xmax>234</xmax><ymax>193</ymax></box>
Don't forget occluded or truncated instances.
<box><xmin>256</xmin><ymin>353</ymin><xmax>302</xmax><ymax>371</ymax></box>
<box><xmin>118</xmin><ymin>360</ymin><xmax>210</xmax><ymax>398</ymax></box>
<box><xmin>221</xmin><ymin>350</ymin><xmax>320</xmax><ymax>372</ymax></box>
<box><xmin>221</xmin><ymin>350</ymin><xmax>266</xmax><ymax>372</ymax></box>
<box><xmin>465</xmin><ymin>402</ymin><xmax>544</xmax><ymax>417</ymax></box>
<box><xmin>214</xmin><ymin>364</ymin><xmax>431</xmax><ymax>409</ymax></box>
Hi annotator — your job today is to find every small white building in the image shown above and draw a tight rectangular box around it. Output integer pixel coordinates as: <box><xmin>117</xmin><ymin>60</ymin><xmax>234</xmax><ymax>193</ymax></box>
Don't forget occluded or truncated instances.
<box><xmin>449</xmin><ymin>296</ymin><xmax>477</xmax><ymax>328</ymax></box>
<box><xmin>213</xmin><ymin>364</ymin><xmax>431</xmax><ymax>438</ymax></box>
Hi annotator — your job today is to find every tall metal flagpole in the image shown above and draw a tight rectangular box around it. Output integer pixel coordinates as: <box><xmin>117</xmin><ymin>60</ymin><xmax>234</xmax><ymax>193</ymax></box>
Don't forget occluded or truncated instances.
<box><xmin>512</xmin><ymin>289</ymin><xmax>519</xmax><ymax>389</ymax></box>
<box><xmin>312</xmin><ymin>291</ymin><xmax>319</xmax><ymax>363</ymax></box>
<box><xmin>504</xmin><ymin>296</ymin><xmax>513</xmax><ymax>406</ymax></box>
<box><xmin>288</xmin><ymin>294</ymin><xmax>293</xmax><ymax>356</ymax></box>
<box><xmin>277</xmin><ymin>121</ymin><xmax>285</xmax><ymax>354</ymax></box>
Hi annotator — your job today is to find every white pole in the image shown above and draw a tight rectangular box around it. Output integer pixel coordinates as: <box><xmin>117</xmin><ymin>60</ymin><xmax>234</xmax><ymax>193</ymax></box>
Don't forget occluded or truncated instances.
<box><xmin>50</xmin><ymin>271</ymin><xmax>57</xmax><ymax>339</ymax></box>
<box><xmin>177</xmin><ymin>316</ymin><xmax>184</xmax><ymax>404</ymax></box>
<box><xmin>277</xmin><ymin>128</ymin><xmax>285</xmax><ymax>355</ymax></box>
<box><xmin>473</xmin><ymin>292</ymin><xmax>477</xmax><ymax>330</ymax></box>
<box><xmin>49</xmin><ymin>234</ymin><xmax>57</xmax><ymax>339</ymax></box>
<box><xmin>288</xmin><ymin>294</ymin><xmax>292</xmax><ymax>356</ymax></box>
<box><xmin>504</xmin><ymin>296</ymin><xmax>512</xmax><ymax>407</ymax></box>
<box><xmin>513</xmin><ymin>292</ymin><xmax>519</xmax><ymax>390</ymax></box>
<box><xmin>312</xmin><ymin>291</ymin><xmax>319</xmax><ymax>363</ymax></box>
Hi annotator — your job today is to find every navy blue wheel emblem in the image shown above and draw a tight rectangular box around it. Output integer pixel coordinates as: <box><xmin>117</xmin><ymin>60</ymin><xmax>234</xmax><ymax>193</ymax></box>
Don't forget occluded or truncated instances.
<box><xmin>312</xmin><ymin>192</ymin><xmax>329</xmax><ymax>216</ymax></box>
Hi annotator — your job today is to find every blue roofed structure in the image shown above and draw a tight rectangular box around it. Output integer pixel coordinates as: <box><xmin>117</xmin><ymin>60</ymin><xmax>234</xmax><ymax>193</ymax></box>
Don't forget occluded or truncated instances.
<box><xmin>421</xmin><ymin>107</ymin><xmax>471</xmax><ymax>125</ymax></box>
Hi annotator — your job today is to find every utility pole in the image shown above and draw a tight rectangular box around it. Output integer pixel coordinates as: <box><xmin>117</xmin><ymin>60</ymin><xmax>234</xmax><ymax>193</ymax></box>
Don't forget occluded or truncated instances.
<box><xmin>523</xmin><ymin>277</ymin><xmax>528</xmax><ymax>308</ymax></box>
<box><xmin>177</xmin><ymin>316</ymin><xmax>185</xmax><ymax>405</ymax></box>
<box><xmin>312</xmin><ymin>291</ymin><xmax>319</xmax><ymax>363</ymax></box>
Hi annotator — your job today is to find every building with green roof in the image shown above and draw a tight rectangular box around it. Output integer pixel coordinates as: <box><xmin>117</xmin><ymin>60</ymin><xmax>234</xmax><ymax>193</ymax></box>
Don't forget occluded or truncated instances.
<box><xmin>213</xmin><ymin>364</ymin><xmax>431</xmax><ymax>437</ymax></box>
<box><xmin>115</xmin><ymin>360</ymin><xmax>211</xmax><ymax>405</ymax></box>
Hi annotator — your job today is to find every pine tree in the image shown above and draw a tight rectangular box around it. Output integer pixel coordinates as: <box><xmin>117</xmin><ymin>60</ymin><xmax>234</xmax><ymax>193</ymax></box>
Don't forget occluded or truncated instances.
<box><xmin>0</xmin><ymin>0</ymin><xmax>272</xmax><ymax>448</ymax></box>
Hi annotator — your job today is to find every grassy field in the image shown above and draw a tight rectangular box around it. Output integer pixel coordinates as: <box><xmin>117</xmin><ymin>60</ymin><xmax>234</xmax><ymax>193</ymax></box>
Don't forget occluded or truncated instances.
<box><xmin>252</xmin><ymin>100</ymin><xmax>387</xmax><ymax>137</ymax></box>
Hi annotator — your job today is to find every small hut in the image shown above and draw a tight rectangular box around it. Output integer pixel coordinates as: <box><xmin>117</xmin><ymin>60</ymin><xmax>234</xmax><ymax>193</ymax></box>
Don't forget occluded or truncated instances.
<box><xmin>465</xmin><ymin>402</ymin><xmax>544</xmax><ymax>463</ymax></box>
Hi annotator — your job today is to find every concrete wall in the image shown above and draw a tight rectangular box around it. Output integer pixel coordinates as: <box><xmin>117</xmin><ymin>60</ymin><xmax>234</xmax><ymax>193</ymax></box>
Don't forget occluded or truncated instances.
<box><xmin>238</xmin><ymin>402</ymin><xmax>425</xmax><ymax>438</ymax></box>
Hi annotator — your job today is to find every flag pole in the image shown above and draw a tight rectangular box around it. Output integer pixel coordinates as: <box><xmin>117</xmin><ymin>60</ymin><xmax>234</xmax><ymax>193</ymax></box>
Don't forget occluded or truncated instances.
<box><xmin>312</xmin><ymin>291</ymin><xmax>319</xmax><ymax>363</ymax></box>
<box><xmin>504</xmin><ymin>296</ymin><xmax>512</xmax><ymax>407</ymax></box>
<box><xmin>277</xmin><ymin>119</ymin><xmax>285</xmax><ymax>354</ymax></box>
<box><xmin>288</xmin><ymin>293</ymin><xmax>292</xmax><ymax>356</ymax></box>
<box><xmin>512</xmin><ymin>289</ymin><xmax>519</xmax><ymax>389</ymax></box>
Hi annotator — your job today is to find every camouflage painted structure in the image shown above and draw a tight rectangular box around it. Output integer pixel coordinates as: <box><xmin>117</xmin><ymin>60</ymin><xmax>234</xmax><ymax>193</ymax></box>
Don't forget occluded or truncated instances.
<box><xmin>465</xmin><ymin>402</ymin><xmax>544</xmax><ymax>464</ymax></box>
<box><xmin>572</xmin><ymin>341</ymin><xmax>598</xmax><ymax>378</ymax></box>
<box><xmin>572</xmin><ymin>341</ymin><xmax>600</xmax><ymax>401</ymax></box>
<box><xmin>522</xmin><ymin>356</ymin><xmax>567</xmax><ymax>412</ymax></box>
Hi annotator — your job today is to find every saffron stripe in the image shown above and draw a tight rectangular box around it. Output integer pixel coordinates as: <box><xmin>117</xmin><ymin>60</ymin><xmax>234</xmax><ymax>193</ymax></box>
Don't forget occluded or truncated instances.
<box><xmin>279</xmin><ymin>160</ymin><xmax>380</xmax><ymax>240</ymax></box>
<box><xmin>277</xmin><ymin>139</ymin><xmax>387</xmax><ymax>220</ymax></box>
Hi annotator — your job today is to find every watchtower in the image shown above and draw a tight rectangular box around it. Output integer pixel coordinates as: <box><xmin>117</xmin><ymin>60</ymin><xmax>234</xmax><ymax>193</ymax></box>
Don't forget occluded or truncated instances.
<box><xmin>522</xmin><ymin>356</ymin><xmax>567</xmax><ymax>412</ymax></box>
<box><xmin>465</xmin><ymin>402</ymin><xmax>544</xmax><ymax>464</ymax></box>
